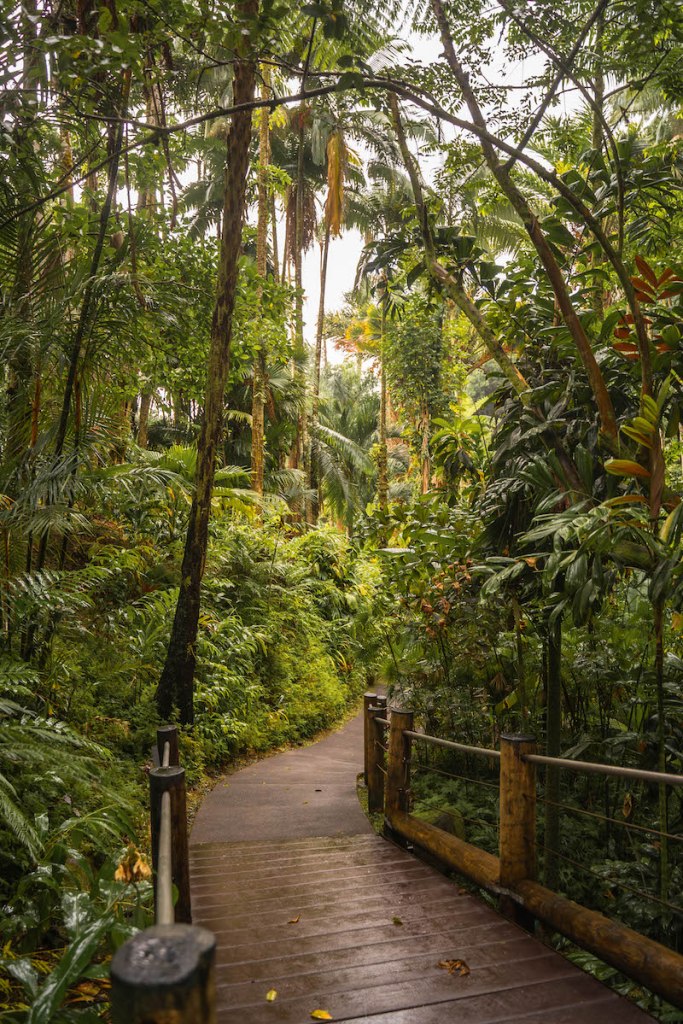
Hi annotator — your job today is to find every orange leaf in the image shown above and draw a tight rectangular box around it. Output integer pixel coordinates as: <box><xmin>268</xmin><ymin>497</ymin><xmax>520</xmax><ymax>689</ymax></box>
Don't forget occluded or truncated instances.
<box><xmin>635</xmin><ymin>255</ymin><xmax>658</xmax><ymax>285</ymax></box>
<box><xmin>631</xmin><ymin>276</ymin><xmax>655</xmax><ymax>294</ymax></box>
<box><xmin>311</xmin><ymin>1011</ymin><xmax>333</xmax><ymax>1020</ymax></box>
<box><xmin>288</xmin><ymin>914</ymin><xmax>301</xmax><ymax>924</ymax></box>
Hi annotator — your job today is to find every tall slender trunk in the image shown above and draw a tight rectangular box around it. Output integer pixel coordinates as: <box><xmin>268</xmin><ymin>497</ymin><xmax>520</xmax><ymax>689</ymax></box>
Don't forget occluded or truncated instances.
<box><xmin>251</xmin><ymin>74</ymin><xmax>270</xmax><ymax>497</ymax></box>
<box><xmin>591</xmin><ymin>12</ymin><xmax>606</xmax><ymax>318</ymax></box>
<box><xmin>270</xmin><ymin>194</ymin><xmax>280</xmax><ymax>280</ymax></box>
<box><xmin>6</xmin><ymin>0</ymin><xmax>39</xmax><ymax>479</ymax></box>
<box><xmin>377</xmin><ymin>301</ymin><xmax>388</xmax><ymax>512</ymax></box>
<box><xmin>156</xmin><ymin>5</ymin><xmax>258</xmax><ymax>724</ymax></box>
<box><xmin>306</xmin><ymin>220</ymin><xmax>331</xmax><ymax>524</ymax></box>
<box><xmin>138</xmin><ymin>392</ymin><xmax>152</xmax><ymax>448</ymax></box>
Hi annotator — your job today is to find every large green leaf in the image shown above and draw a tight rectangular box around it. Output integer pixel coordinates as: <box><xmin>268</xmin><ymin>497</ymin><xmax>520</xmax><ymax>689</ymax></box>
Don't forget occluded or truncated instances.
<box><xmin>27</xmin><ymin>913</ymin><xmax>115</xmax><ymax>1024</ymax></box>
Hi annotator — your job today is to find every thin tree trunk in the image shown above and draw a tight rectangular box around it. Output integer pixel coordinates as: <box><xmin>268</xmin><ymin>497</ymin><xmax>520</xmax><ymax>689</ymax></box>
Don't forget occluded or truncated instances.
<box><xmin>270</xmin><ymin>194</ymin><xmax>279</xmax><ymax>281</ymax></box>
<box><xmin>6</xmin><ymin>0</ymin><xmax>39</xmax><ymax>479</ymax></box>
<box><xmin>251</xmin><ymin>74</ymin><xmax>270</xmax><ymax>497</ymax></box>
<box><xmin>307</xmin><ymin>220</ymin><xmax>331</xmax><ymax>524</ymax></box>
<box><xmin>138</xmin><ymin>392</ymin><xmax>152</xmax><ymax>448</ymax></box>
<box><xmin>156</xmin><ymin>4</ymin><xmax>258</xmax><ymax>724</ymax></box>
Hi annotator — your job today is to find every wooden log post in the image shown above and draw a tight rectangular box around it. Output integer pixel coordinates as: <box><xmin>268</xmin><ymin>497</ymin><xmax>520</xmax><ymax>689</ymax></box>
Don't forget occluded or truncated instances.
<box><xmin>385</xmin><ymin>708</ymin><xmax>414</xmax><ymax>829</ymax></box>
<box><xmin>499</xmin><ymin>733</ymin><xmax>537</xmax><ymax>930</ymax></box>
<box><xmin>150</xmin><ymin>766</ymin><xmax>192</xmax><ymax>924</ymax></box>
<box><xmin>367</xmin><ymin>694</ymin><xmax>387</xmax><ymax>814</ymax></box>
<box><xmin>111</xmin><ymin>924</ymin><xmax>216</xmax><ymax>1024</ymax></box>
<box><xmin>363</xmin><ymin>692</ymin><xmax>377</xmax><ymax>786</ymax></box>
<box><xmin>157</xmin><ymin>724</ymin><xmax>179</xmax><ymax>767</ymax></box>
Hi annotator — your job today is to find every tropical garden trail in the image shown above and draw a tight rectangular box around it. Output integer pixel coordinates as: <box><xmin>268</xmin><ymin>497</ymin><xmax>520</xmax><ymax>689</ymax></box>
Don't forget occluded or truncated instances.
<box><xmin>188</xmin><ymin>711</ymin><xmax>653</xmax><ymax>1022</ymax></box>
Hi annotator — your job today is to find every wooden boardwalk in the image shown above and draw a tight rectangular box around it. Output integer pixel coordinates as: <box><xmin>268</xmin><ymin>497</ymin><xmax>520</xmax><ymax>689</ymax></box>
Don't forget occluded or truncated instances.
<box><xmin>189</xmin><ymin>715</ymin><xmax>653</xmax><ymax>1023</ymax></box>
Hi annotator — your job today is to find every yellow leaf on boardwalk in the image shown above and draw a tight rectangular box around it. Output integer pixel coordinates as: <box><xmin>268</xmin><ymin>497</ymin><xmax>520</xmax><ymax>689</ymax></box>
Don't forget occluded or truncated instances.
<box><xmin>266</xmin><ymin>990</ymin><xmax>277</xmax><ymax>1002</ymax></box>
<box><xmin>311</xmin><ymin>1011</ymin><xmax>333</xmax><ymax>1020</ymax></box>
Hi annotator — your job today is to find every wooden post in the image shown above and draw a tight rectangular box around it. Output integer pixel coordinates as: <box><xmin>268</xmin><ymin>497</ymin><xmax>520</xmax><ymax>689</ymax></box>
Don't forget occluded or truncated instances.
<box><xmin>157</xmin><ymin>724</ymin><xmax>179</xmax><ymax>767</ymax></box>
<box><xmin>111</xmin><ymin>924</ymin><xmax>216</xmax><ymax>1024</ymax></box>
<box><xmin>363</xmin><ymin>692</ymin><xmax>377</xmax><ymax>786</ymax></box>
<box><xmin>385</xmin><ymin>708</ymin><xmax>414</xmax><ymax>827</ymax></box>
<box><xmin>367</xmin><ymin>694</ymin><xmax>387</xmax><ymax>814</ymax></box>
<box><xmin>150</xmin><ymin>767</ymin><xmax>192</xmax><ymax>924</ymax></box>
<box><xmin>499</xmin><ymin>733</ymin><xmax>536</xmax><ymax>929</ymax></box>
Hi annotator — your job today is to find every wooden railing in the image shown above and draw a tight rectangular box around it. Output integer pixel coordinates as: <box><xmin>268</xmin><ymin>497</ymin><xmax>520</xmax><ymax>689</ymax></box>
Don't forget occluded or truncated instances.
<box><xmin>110</xmin><ymin>726</ymin><xmax>218</xmax><ymax>1024</ymax></box>
<box><xmin>363</xmin><ymin>694</ymin><xmax>683</xmax><ymax>1010</ymax></box>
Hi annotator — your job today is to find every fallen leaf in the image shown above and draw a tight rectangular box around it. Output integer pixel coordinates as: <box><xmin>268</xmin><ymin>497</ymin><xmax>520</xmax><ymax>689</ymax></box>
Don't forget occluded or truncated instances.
<box><xmin>266</xmin><ymin>989</ymin><xmax>277</xmax><ymax>1002</ymax></box>
<box><xmin>437</xmin><ymin>959</ymin><xmax>470</xmax><ymax>977</ymax></box>
<box><xmin>288</xmin><ymin>914</ymin><xmax>301</xmax><ymax>924</ymax></box>
<box><xmin>311</xmin><ymin>1012</ymin><xmax>333</xmax><ymax>1021</ymax></box>
<box><xmin>392</xmin><ymin>916</ymin><xmax>403</xmax><ymax>926</ymax></box>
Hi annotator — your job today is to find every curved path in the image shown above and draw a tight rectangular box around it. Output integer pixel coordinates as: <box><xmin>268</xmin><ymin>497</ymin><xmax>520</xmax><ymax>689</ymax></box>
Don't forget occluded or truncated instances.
<box><xmin>189</xmin><ymin>710</ymin><xmax>652</xmax><ymax>1023</ymax></box>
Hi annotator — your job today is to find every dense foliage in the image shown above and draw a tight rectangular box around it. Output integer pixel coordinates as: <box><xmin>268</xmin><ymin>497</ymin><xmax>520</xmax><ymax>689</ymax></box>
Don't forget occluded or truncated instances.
<box><xmin>1</xmin><ymin>0</ymin><xmax>682</xmax><ymax>1018</ymax></box>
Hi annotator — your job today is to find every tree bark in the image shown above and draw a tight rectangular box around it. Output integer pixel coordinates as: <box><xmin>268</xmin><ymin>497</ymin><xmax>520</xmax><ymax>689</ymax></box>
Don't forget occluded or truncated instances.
<box><xmin>251</xmin><ymin>73</ymin><xmax>270</xmax><ymax>497</ymax></box>
<box><xmin>377</xmin><ymin>302</ymin><xmax>389</xmax><ymax>512</ymax></box>
<box><xmin>307</xmin><ymin>220</ymin><xmax>331</xmax><ymax>524</ymax></box>
<box><xmin>156</xmin><ymin>4</ymin><xmax>259</xmax><ymax>724</ymax></box>
<box><xmin>138</xmin><ymin>392</ymin><xmax>152</xmax><ymax>448</ymax></box>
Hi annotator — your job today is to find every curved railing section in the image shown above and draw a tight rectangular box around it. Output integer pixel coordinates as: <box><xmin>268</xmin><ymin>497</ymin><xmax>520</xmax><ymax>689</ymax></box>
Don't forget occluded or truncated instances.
<box><xmin>363</xmin><ymin>694</ymin><xmax>683</xmax><ymax>1010</ymax></box>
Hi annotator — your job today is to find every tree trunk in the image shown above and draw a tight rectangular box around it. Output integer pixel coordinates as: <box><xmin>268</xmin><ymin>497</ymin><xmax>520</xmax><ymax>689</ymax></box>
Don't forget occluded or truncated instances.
<box><xmin>251</xmin><ymin>74</ymin><xmax>270</xmax><ymax>497</ymax></box>
<box><xmin>156</xmin><ymin>4</ymin><xmax>258</xmax><ymax>724</ymax></box>
<box><xmin>138</xmin><ymin>392</ymin><xmax>152</xmax><ymax>448</ymax></box>
<box><xmin>377</xmin><ymin>360</ymin><xmax>388</xmax><ymax>511</ymax></box>
<box><xmin>6</xmin><ymin>0</ymin><xmax>39</xmax><ymax>481</ymax></box>
<box><xmin>307</xmin><ymin>220</ymin><xmax>331</xmax><ymax>524</ymax></box>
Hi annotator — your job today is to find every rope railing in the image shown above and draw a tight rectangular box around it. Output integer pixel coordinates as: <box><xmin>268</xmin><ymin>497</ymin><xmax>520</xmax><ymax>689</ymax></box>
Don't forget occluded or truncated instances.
<box><xmin>110</xmin><ymin>725</ymin><xmax>217</xmax><ymax>1024</ymax></box>
<box><xmin>362</xmin><ymin>696</ymin><xmax>683</xmax><ymax>1010</ymax></box>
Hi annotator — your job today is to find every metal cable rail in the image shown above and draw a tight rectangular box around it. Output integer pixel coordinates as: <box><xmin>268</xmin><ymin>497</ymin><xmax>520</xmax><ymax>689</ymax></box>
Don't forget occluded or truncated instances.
<box><xmin>542</xmin><ymin>843</ymin><xmax>683</xmax><ymax>917</ymax></box>
<box><xmin>412</xmin><ymin>759</ymin><xmax>501</xmax><ymax>791</ymax></box>
<box><xmin>542</xmin><ymin>795</ymin><xmax>683</xmax><ymax>846</ymax></box>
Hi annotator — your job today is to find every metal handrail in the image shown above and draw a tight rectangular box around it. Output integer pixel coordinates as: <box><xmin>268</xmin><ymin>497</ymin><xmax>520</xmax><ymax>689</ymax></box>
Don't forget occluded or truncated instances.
<box><xmin>156</xmin><ymin>791</ymin><xmax>174</xmax><ymax>925</ymax></box>
<box><xmin>405</xmin><ymin>730</ymin><xmax>500</xmax><ymax>760</ymax></box>
<box><xmin>523</xmin><ymin>752</ymin><xmax>683</xmax><ymax>788</ymax></box>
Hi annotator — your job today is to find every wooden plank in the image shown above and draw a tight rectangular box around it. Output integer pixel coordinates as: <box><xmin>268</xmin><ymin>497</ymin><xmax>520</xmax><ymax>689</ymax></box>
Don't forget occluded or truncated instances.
<box><xmin>201</xmin><ymin>897</ymin><xmax>497</xmax><ymax>942</ymax></box>
<box><xmin>214</xmin><ymin>930</ymin><xmax>535</xmax><ymax>986</ymax></box>
<box><xmin>332</xmin><ymin>982</ymin><xmax>646</xmax><ymax>1023</ymax></box>
<box><xmin>218</xmin><ymin>935</ymin><xmax>551</xmax><ymax>1003</ymax></box>
<box><xmin>214</xmin><ymin>956</ymin><xmax>583</xmax><ymax>1021</ymax></box>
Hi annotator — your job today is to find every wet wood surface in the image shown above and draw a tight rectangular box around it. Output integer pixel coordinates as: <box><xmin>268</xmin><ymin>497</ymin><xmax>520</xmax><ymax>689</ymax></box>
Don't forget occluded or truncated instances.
<box><xmin>190</xmin><ymin>833</ymin><xmax>652</xmax><ymax>1022</ymax></box>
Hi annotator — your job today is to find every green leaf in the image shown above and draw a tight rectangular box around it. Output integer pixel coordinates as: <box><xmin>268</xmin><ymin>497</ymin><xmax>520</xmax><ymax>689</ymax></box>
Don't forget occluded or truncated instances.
<box><xmin>27</xmin><ymin>913</ymin><xmax>115</xmax><ymax>1024</ymax></box>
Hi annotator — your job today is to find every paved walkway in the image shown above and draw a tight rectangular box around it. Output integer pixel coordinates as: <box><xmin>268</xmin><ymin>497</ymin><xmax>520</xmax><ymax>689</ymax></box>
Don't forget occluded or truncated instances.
<box><xmin>189</xmin><ymin>709</ymin><xmax>652</xmax><ymax>1023</ymax></box>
